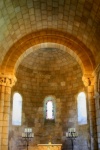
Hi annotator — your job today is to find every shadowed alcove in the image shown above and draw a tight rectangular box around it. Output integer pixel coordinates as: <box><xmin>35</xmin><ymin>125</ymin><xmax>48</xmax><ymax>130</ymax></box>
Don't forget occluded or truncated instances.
<box><xmin>9</xmin><ymin>47</ymin><xmax>89</xmax><ymax>150</ymax></box>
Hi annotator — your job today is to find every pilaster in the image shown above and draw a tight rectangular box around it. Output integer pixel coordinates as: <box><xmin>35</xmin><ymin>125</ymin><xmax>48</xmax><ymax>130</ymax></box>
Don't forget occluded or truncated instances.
<box><xmin>0</xmin><ymin>74</ymin><xmax>16</xmax><ymax>150</ymax></box>
<box><xmin>93</xmin><ymin>64</ymin><xmax>100</xmax><ymax>150</ymax></box>
<box><xmin>82</xmin><ymin>74</ymin><xmax>97</xmax><ymax>150</ymax></box>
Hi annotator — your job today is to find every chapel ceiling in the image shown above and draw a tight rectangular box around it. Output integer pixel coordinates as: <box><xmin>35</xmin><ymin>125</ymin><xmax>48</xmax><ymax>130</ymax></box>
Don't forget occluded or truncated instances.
<box><xmin>0</xmin><ymin>0</ymin><xmax>100</xmax><ymax>65</ymax></box>
<box><xmin>18</xmin><ymin>48</ymin><xmax>80</xmax><ymax>71</ymax></box>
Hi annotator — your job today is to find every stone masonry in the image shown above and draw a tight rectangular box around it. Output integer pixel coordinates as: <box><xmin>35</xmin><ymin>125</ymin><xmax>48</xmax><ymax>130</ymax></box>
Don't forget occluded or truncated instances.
<box><xmin>9</xmin><ymin>48</ymin><xmax>90</xmax><ymax>150</ymax></box>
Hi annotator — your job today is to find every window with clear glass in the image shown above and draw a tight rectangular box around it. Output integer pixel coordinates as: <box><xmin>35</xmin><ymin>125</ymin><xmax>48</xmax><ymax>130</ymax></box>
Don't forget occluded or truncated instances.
<box><xmin>12</xmin><ymin>92</ymin><xmax>22</xmax><ymax>125</ymax></box>
<box><xmin>77</xmin><ymin>92</ymin><xmax>87</xmax><ymax>125</ymax></box>
<box><xmin>44</xmin><ymin>96</ymin><xmax>55</xmax><ymax>121</ymax></box>
<box><xmin>46</xmin><ymin>100</ymin><xmax>54</xmax><ymax>119</ymax></box>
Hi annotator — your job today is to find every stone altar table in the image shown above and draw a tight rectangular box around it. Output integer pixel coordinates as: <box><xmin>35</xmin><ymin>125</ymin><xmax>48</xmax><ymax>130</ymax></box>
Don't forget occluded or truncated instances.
<box><xmin>38</xmin><ymin>144</ymin><xmax>62</xmax><ymax>150</ymax></box>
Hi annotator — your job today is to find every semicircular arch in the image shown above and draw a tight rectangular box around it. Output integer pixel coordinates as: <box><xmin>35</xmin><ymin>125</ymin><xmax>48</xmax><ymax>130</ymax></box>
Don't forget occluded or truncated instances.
<box><xmin>15</xmin><ymin>43</ymin><xmax>84</xmax><ymax>74</ymax></box>
<box><xmin>1</xmin><ymin>29</ymin><xmax>96</xmax><ymax>75</ymax></box>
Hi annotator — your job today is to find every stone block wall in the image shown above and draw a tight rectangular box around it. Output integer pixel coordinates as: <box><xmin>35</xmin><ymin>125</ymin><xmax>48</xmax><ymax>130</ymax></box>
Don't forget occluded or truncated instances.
<box><xmin>9</xmin><ymin>50</ymin><xmax>90</xmax><ymax>150</ymax></box>
<box><xmin>94</xmin><ymin>72</ymin><xmax>100</xmax><ymax>150</ymax></box>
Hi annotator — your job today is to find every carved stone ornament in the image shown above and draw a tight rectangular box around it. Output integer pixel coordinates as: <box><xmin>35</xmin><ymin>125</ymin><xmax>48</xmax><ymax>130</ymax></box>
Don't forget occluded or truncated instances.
<box><xmin>82</xmin><ymin>76</ymin><xmax>91</xmax><ymax>87</ymax></box>
<box><xmin>0</xmin><ymin>74</ymin><xmax>17</xmax><ymax>87</ymax></box>
<box><xmin>82</xmin><ymin>75</ymin><xmax>94</xmax><ymax>87</ymax></box>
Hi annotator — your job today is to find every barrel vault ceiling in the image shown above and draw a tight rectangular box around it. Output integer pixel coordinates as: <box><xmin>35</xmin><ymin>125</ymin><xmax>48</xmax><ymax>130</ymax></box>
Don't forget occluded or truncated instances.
<box><xmin>0</xmin><ymin>0</ymin><xmax>100</xmax><ymax>69</ymax></box>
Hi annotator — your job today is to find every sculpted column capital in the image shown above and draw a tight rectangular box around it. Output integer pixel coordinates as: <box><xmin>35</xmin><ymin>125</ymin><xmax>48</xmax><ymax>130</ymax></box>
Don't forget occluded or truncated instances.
<box><xmin>82</xmin><ymin>75</ymin><xmax>94</xmax><ymax>87</ymax></box>
<box><xmin>0</xmin><ymin>74</ymin><xmax>17</xmax><ymax>87</ymax></box>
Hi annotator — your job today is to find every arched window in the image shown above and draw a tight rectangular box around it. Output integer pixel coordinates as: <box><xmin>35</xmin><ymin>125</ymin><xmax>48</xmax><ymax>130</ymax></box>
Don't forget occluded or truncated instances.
<box><xmin>44</xmin><ymin>96</ymin><xmax>55</xmax><ymax>121</ymax></box>
<box><xmin>77</xmin><ymin>92</ymin><xmax>87</xmax><ymax>125</ymax></box>
<box><xmin>12</xmin><ymin>92</ymin><xmax>22</xmax><ymax>125</ymax></box>
<box><xmin>46</xmin><ymin>100</ymin><xmax>54</xmax><ymax>119</ymax></box>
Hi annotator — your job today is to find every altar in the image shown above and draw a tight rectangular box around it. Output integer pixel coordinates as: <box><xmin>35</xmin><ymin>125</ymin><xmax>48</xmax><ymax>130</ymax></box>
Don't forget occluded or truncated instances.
<box><xmin>38</xmin><ymin>144</ymin><xmax>62</xmax><ymax>150</ymax></box>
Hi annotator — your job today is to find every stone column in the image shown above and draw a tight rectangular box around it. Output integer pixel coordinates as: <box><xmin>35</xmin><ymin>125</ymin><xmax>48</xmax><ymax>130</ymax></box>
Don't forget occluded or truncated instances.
<box><xmin>93</xmin><ymin>65</ymin><xmax>100</xmax><ymax>150</ymax></box>
<box><xmin>82</xmin><ymin>75</ymin><xmax>97</xmax><ymax>150</ymax></box>
<box><xmin>0</xmin><ymin>74</ymin><xmax>16</xmax><ymax>150</ymax></box>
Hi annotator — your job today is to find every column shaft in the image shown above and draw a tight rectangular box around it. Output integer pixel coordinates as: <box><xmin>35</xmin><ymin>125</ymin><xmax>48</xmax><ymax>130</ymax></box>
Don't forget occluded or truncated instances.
<box><xmin>87</xmin><ymin>85</ymin><xmax>97</xmax><ymax>150</ymax></box>
<box><xmin>1</xmin><ymin>86</ymin><xmax>11</xmax><ymax>150</ymax></box>
<box><xmin>0</xmin><ymin>85</ymin><xmax>5</xmax><ymax>150</ymax></box>
<box><xmin>82</xmin><ymin>75</ymin><xmax>97</xmax><ymax>150</ymax></box>
<box><xmin>0</xmin><ymin>74</ymin><xmax>16</xmax><ymax>150</ymax></box>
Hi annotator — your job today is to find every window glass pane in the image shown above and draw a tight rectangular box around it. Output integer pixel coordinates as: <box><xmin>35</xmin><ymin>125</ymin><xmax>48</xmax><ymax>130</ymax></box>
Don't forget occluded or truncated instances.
<box><xmin>44</xmin><ymin>96</ymin><xmax>55</xmax><ymax>120</ymax></box>
<box><xmin>77</xmin><ymin>92</ymin><xmax>87</xmax><ymax>125</ymax></box>
<box><xmin>12</xmin><ymin>93</ymin><xmax>22</xmax><ymax>125</ymax></box>
<box><xmin>46</xmin><ymin>101</ymin><xmax>53</xmax><ymax>119</ymax></box>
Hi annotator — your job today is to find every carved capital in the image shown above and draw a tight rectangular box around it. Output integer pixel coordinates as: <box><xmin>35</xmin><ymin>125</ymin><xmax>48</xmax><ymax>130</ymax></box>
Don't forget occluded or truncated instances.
<box><xmin>0</xmin><ymin>74</ymin><xmax>17</xmax><ymax>87</ymax></box>
<box><xmin>82</xmin><ymin>75</ymin><xmax>94</xmax><ymax>87</ymax></box>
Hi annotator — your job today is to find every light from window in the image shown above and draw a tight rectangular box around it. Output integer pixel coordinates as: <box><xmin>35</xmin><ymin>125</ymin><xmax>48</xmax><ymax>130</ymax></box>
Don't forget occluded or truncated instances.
<box><xmin>46</xmin><ymin>100</ymin><xmax>54</xmax><ymax>119</ymax></box>
<box><xmin>77</xmin><ymin>92</ymin><xmax>87</xmax><ymax>125</ymax></box>
<box><xmin>12</xmin><ymin>93</ymin><xmax>22</xmax><ymax>125</ymax></box>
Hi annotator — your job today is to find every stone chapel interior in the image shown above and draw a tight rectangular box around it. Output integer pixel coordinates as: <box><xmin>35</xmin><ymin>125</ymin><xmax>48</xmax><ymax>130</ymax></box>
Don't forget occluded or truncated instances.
<box><xmin>0</xmin><ymin>0</ymin><xmax>100</xmax><ymax>150</ymax></box>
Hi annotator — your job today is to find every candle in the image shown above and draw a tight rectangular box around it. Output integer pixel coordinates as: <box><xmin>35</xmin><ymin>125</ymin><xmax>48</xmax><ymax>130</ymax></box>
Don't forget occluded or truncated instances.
<box><xmin>32</xmin><ymin>133</ymin><xmax>34</xmax><ymax>137</ymax></box>
<box><xmin>73</xmin><ymin>128</ymin><xmax>75</xmax><ymax>132</ymax></box>
<box><xmin>71</xmin><ymin>128</ymin><xmax>73</xmax><ymax>132</ymax></box>
<box><xmin>27</xmin><ymin>128</ymin><xmax>29</xmax><ymax>132</ymax></box>
<box><xmin>68</xmin><ymin>128</ymin><xmax>71</xmax><ymax>132</ymax></box>
<box><xmin>22</xmin><ymin>133</ymin><xmax>26</xmax><ymax>138</ymax></box>
<box><xmin>30</xmin><ymin>128</ymin><xmax>32</xmax><ymax>132</ymax></box>
<box><xmin>22</xmin><ymin>133</ymin><xmax>24</xmax><ymax>137</ymax></box>
<box><xmin>25</xmin><ymin>133</ymin><xmax>27</xmax><ymax>138</ymax></box>
<box><xmin>25</xmin><ymin>128</ymin><xmax>27</xmax><ymax>132</ymax></box>
<box><xmin>66</xmin><ymin>132</ymin><xmax>68</xmax><ymax>137</ymax></box>
<box><xmin>66</xmin><ymin>128</ymin><xmax>78</xmax><ymax>139</ymax></box>
<box><xmin>68</xmin><ymin>128</ymin><xmax>76</xmax><ymax>132</ymax></box>
<box><xmin>22</xmin><ymin>128</ymin><xmax>34</xmax><ymax>138</ymax></box>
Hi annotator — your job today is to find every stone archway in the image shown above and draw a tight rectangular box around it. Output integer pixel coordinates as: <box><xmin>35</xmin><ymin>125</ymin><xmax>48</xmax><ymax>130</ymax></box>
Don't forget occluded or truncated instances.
<box><xmin>1</xmin><ymin>29</ymin><xmax>95</xmax><ymax>76</ymax></box>
<box><xmin>0</xmin><ymin>29</ymin><xmax>97</xmax><ymax>150</ymax></box>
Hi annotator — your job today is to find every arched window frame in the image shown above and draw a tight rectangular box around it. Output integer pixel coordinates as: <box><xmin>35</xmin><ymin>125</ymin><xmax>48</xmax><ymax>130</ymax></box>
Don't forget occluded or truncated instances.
<box><xmin>77</xmin><ymin>92</ymin><xmax>87</xmax><ymax>125</ymax></box>
<box><xmin>12</xmin><ymin>92</ymin><xmax>22</xmax><ymax>126</ymax></box>
<box><xmin>44</xmin><ymin>96</ymin><xmax>56</xmax><ymax>122</ymax></box>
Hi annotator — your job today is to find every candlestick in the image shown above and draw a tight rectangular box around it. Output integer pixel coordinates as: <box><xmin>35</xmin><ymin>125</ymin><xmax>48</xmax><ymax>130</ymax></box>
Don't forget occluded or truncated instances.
<box><xmin>66</xmin><ymin>128</ymin><xmax>78</xmax><ymax>150</ymax></box>
<box><xmin>22</xmin><ymin>127</ymin><xmax>34</xmax><ymax>150</ymax></box>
